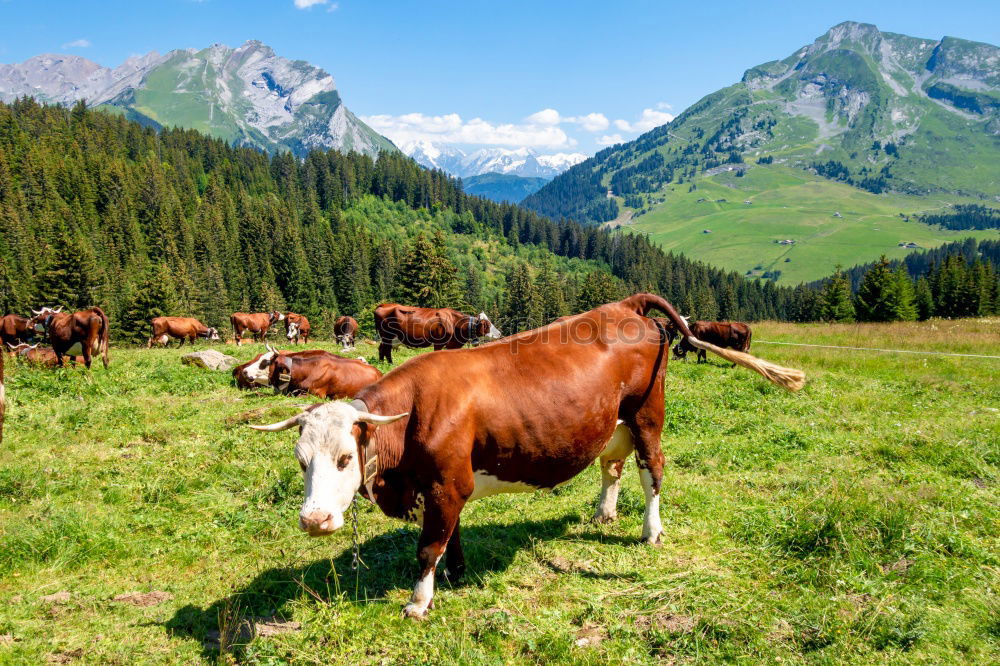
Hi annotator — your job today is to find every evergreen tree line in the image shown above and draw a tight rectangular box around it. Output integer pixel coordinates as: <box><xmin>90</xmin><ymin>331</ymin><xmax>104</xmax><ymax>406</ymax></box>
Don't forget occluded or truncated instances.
<box><xmin>917</xmin><ymin>204</ymin><xmax>1000</xmax><ymax>231</ymax></box>
<box><xmin>788</xmin><ymin>242</ymin><xmax>1000</xmax><ymax>323</ymax></box>
<box><xmin>0</xmin><ymin>98</ymin><xmax>812</xmax><ymax>343</ymax></box>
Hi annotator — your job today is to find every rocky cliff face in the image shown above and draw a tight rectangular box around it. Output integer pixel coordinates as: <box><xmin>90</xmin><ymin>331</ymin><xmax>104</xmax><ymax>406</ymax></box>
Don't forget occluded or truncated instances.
<box><xmin>0</xmin><ymin>42</ymin><xmax>395</xmax><ymax>157</ymax></box>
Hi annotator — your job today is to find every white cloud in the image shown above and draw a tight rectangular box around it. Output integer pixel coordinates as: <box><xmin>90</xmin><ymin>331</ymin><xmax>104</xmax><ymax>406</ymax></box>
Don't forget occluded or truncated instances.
<box><xmin>597</xmin><ymin>133</ymin><xmax>625</xmax><ymax>146</ymax></box>
<box><xmin>525</xmin><ymin>108</ymin><xmax>561</xmax><ymax>125</ymax></box>
<box><xmin>614</xmin><ymin>107</ymin><xmax>675</xmax><ymax>133</ymax></box>
<box><xmin>294</xmin><ymin>0</ymin><xmax>328</xmax><ymax>8</ymax></box>
<box><xmin>571</xmin><ymin>112</ymin><xmax>609</xmax><ymax>132</ymax></box>
<box><xmin>61</xmin><ymin>39</ymin><xmax>91</xmax><ymax>49</ymax></box>
<box><xmin>362</xmin><ymin>112</ymin><xmax>574</xmax><ymax>148</ymax></box>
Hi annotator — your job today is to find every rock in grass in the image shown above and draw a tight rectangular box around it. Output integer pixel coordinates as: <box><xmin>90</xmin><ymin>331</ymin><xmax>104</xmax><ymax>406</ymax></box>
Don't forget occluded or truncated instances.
<box><xmin>181</xmin><ymin>350</ymin><xmax>239</xmax><ymax>371</ymax></box>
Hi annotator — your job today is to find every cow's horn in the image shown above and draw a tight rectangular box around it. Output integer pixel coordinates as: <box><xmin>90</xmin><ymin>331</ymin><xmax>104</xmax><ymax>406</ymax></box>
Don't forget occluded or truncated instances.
<box><xmin>32</xmin><ymin>308</ymin><xmax>42</xmax><ymax>315</ymax></box>
<box><xmin>266</xmin><ymin>343</ymin><xmax>277</xmax><ymax>354</ymax></box>
<box><xmin>355</xmin><ymin>411</ymin><xmax>409</xmax><ymax>426</ymax></box>
<box><xmin>53</xmin><ymin>306</ymin><xmax>63</xmax><ymax>313</ymax></box>
<box><xmin>249</xmin><ymin>413</ymin><xmax>302</xmax><ymax>432</ymax></box>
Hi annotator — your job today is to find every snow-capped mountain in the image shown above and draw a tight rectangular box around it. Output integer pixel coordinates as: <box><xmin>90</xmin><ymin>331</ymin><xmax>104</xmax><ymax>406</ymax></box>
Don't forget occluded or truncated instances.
<box><xmin>0</xmin><ymin>42</ymin><xmax>395</xmax><ymax>157</ymax></box>
<box><xmin>400</xmin><ymin>140</ymin><xmax>586</xmax><ymax>178</ymax></box>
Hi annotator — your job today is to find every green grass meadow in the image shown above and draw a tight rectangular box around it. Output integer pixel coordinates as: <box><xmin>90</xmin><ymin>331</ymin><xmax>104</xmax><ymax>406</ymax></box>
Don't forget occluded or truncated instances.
<box><xmin>1</xmin><ymin>321</ymin><xmax>999</xmax><ymax>663</ymax></box>
<box><xmin>626</xmin><ymin>167</ymin><xmax>999</xmax><ymax>284</ymax></box>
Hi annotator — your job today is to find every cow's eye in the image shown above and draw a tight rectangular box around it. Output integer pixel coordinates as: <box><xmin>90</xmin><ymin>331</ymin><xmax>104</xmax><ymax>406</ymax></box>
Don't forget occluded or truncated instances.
<box><xmin>337</xmin><ymin>454</ymin><xmax>352</xmax><ymax>470</ymax></box>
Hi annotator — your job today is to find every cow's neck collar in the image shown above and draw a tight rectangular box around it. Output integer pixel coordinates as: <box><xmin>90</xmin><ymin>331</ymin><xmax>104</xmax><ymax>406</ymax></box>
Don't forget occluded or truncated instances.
<box><xmin>350</xmin><ymin>398</ymin><xmax>380</xmax><ymax>502</ymax></box>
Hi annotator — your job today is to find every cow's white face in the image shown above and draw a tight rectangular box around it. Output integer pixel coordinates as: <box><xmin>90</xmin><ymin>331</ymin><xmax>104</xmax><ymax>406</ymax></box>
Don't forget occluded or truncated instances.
<box><xmin>286</xmin><ymin>322</ymin><xmax>299</xmax><ymax>340</ymax></box>
<box><xmin>243</xmin><ymin>349</ymin><xmax>278</xmax><ymax>385</ymax></box>
<box><xmin>250</xmin><ymin>402</ymin><xmax>408</xmax><ymax>537</ymax></box>
<box><xmin>207</xmin><ymin>328</ymin><xmax>221</xmax><ymax>341</ymax></box>
<box><xmin>479</xmin><ymin>312</ymin><xmax>501</xmax><ymax>339</ymax></box>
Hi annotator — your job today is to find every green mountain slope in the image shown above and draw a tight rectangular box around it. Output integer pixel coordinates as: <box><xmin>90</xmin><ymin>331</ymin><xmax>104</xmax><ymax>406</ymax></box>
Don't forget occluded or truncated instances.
<box><xmin>524</xmin><ymin>22</ymin><xmax>1000</xmax><ymax>282</ymax></box>
<box><xmin>462</xmin><ymin>173</ymin><xmax>549</xmax><ymax>203</ymax></box>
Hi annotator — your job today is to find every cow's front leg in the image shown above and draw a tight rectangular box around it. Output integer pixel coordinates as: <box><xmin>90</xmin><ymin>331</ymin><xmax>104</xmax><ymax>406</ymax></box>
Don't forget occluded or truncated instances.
<box><xmin>593</xmin><ymin>458</ymin><xmax>625</xmax><ymax>523</ymax></box>
<box><xmin>444</xmin><ymin>516</ymin><xmax>465</xmax><ymax>581</ymax></box>
<box><xmin>403</xmin><ymin>496</ymin><xmax>461</xmax><ymax>619</ymax></box>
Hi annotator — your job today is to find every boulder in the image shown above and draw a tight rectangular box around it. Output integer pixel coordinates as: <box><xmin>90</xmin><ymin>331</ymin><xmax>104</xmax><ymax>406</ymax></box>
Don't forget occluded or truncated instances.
<box><xmin>181</xmin><ymin>349</ymin><xmax>239</xmax><ymax>371</ymax></box>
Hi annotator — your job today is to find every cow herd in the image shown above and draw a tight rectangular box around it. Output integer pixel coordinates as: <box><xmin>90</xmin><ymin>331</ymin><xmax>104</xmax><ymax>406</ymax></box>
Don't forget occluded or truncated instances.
<box><xmin>0</xmin><ymin>294</ymin><xmax>800</xmax><ymax>618</ymax></box>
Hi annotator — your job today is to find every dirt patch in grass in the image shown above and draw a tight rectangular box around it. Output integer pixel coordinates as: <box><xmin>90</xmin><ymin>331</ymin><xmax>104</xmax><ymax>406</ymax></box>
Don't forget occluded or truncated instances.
<box><xmin>112</xmin><ymin>590</ymin><xmax>173</xmax><ymax>607</ymax></box>
<box><xmin>574</xmin><ymin>623</ymin><xmax>606</xmax><ymax>647</ymax></box>
<box><xmin>543</xmin><ymin>555</ymin><xmax>595</xmax><ymax>574</ymax></box>
<box><xmin>47</xmin><ymin>648</ymin><xmax>83</xmax><ymax>663</ymax></box>
<box><xmin>204</xmin><ymin>616</ymin><xmax>302</xmax><ymax>649</ymax></box>
<box><xmin>40</xmin><ymin>591</ymin><xmax>72</xmax><ymax>604</ymax></box>
<box><xmin>635</xmin><ymin>613</ymin><xmax>697</xmax><ymax>635</ymax></box>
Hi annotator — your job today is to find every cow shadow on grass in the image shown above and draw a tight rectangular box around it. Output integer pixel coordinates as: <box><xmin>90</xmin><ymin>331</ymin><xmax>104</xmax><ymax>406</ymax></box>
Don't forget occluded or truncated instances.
<box><xmin>164</xmin><ymin>512</ymin><xmax>637</xmax><ymax>659</ymax></box>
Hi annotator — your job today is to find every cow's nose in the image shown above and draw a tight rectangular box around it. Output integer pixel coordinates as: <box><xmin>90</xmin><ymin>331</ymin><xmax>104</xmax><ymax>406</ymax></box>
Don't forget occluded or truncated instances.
<box><xmin>299</xmin><ymin>511</ymin><xmax>341</xmax><ymax>536</ymax></box>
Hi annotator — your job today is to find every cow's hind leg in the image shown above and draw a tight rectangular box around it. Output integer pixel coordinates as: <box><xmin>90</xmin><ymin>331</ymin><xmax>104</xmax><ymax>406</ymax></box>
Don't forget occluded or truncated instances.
<box><xmin>593</xmin><ymin>422</ymin><xmax>635</xmax><ymax>523</ymax></box>
<box><xmin>404</xmin><ymin>492</ymin><xmax>462</xmax><ymax>619</ymax></box>
<box><xmin>378</xmin><ymin>341</ymin><xmax>392</xmax><ymax>364</ymax></box>
<box><xmin>627</xmin><ymin>411</ymin><xmax>666</xmax><ymax>546</ymax></box>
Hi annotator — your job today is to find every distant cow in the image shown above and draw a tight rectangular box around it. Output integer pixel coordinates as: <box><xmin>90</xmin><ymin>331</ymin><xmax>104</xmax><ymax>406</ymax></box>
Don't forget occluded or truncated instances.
<box><xmin>233</xmin><ymin>347</ymin><xmax>334</xmax><ymax>389</ymax></box>
<box><xmin>148</xmin><ymin>317</ymin><xmax>220</xmax><ymax>348</ymax></box>
<box><xmin>374</xmin><ymin>304</ymin><xmax>501</xmax><ymax>363</ymax></box>
<box><xmin>673</xmin><ymin>321</ymin><xmax>752</xmax><ymax>363</ymax></box>
<box><xmin>6</xmin><ymin>343</ymin><xmax>85</xmax><ymax>367</ymax></box>
<box><xmin>28</xmin><ymin>307</ymin><xmax>110</xmax><ymax>369</ymax></box>
<box><xmin>230</xmin><ymin>311</ymin><xmax>284</xmax><ymax>346</ymax></box>
<box><xmin>267</xmin><ymin>350</ymin><xmax>382</xmax><ymax>399</ymax></box>
<box><xmin>285</xmin><ymin>313</ymin><xmax>311</xmax><ymax>345</ymax></box>
<box><xmin>1</xmin><ymin>314</ymin><xmax>35</xmax><ymax>350</ymax></box>
<box><xmin>334</xmin><ymin>315</ymin><xmax>358</xmax><ymax>350</ymax></box>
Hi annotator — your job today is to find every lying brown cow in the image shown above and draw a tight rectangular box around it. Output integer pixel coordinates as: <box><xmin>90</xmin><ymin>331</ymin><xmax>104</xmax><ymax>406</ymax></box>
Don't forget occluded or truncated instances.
<box><xmin>148</xmin><ymin>317</ymin><xmax>220</xmax><ymax>348</ymax></box>
<box><xmin>252</xmin><ymin>293</ymin><xmax>804</xmax><ymax>618</ymax></box>
<box><xmin>231</xmin><ymin>311</ymin><xmax>284</xmax><ymax>346</ymax></box>
<box><xmin>285</xmin><ymin>313</ymin><xmax>311</xmax><ymax>345</ymax></box>
<box><xmin>28</xmin><ymin>307</ymin><xmax>110</xmax><ymax>369</ymax></box>
<box><xmin>267</xmin><ymin>350</ymin><xmax>382</xmax><ymax>399</ymax></box>
<box><xmin>334</xmin><ymin>315</ymin><xmax>358</xmax><ymax>350</ymax></box>
<box><xmin>7</xmin><ymin>343</ymin><xmax>84</xmax><ymax>367</ymax></box>
<box><xmin>1</xmin><ymin>314</ymin><xmax>35</xmax><ymax>350</ymax></box>
<box><xmin>374</xmin><ymin>304</ymin><xmax>501</xmax><ymax>363</ymax></box>
<box><xmin>673</xmin><ymin>320</ymin><xmax>752</xmax><ymax>363</ymax></box>
<box><xmin>233</xmin><ymin>347</ymin><xmax>334</xmax><ymax>389</ymax></box>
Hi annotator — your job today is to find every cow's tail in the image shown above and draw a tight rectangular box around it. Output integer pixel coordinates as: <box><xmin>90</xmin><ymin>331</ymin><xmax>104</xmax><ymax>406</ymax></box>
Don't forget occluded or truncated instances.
<box><xmin>92</xmin><ymin>306</ymin><xmax>110</xmax><ymax>368</ymax></box>
<box><xmin>622</xmin><ymin>293</ymin><xmax>805</xmax><ymax>392</ymax></box>
<box><xmin>743</xmin><ymin>327</ymin><xmax>752</xmax><ymax>353</ymax></box>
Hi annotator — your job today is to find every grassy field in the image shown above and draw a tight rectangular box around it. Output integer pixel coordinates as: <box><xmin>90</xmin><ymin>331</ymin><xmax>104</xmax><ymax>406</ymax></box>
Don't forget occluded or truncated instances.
<box><xmin>625</xmin><ymin>166</ymin><xmax>999</xmax><ymax>284</ymax></box>
<box><xmin>1</xmin><ymin>320</ymin><xmax>998</xmax><ymax>664</ymax></box>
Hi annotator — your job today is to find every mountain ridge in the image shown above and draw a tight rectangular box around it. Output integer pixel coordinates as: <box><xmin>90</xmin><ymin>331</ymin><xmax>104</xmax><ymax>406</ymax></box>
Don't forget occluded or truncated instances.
<box><xmin>0</xmin><ymin>41</ymin><xmax>395</xmax><ymax>157</ymax></box>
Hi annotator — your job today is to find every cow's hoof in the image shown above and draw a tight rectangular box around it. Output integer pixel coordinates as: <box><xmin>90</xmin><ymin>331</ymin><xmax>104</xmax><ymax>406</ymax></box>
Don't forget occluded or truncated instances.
<box><xmin>402</xmin><ymin>604</ymin><xmax>429</xmax><ymax>621</ymax></box>
<box><xmin>642</xmin><ymin>534</ymin><xmax>663</xmax><ymax>547</ymax></box>
<box><xmin>592</xmin><ymin>514</ymin><xmax>618</xmax><ymax>524</ymax></box>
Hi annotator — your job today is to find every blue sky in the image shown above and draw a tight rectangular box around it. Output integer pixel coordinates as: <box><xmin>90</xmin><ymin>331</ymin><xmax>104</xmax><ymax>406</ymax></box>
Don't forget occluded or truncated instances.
<box><xmin>1</xmin><ymin>0</ymin><xmax>998</xmax><ymax>156</ymax></box>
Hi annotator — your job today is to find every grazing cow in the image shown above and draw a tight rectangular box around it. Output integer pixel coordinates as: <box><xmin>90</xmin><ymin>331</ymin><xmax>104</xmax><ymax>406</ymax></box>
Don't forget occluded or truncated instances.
<box><xmin>251</xmin><ymin>293</ymin><xmax>804</xmax><ymax>618</ymax></box>
<box><xmin>233</xmin><ymin>346</ymin><xmax>335</xmax><ymax>389</ymax></box>
<box><xmin>230</xmin><ymin>311</ymin><xmax>284</xmax><ymax>346</ymax></box>
<box><xmin>1</xmin><ymin>314</ymin><xmax>35</xmax><ymax>350</ymax></box>
<box><xmin>285</xmin><ymin>313</ymin><xmax>311</xmax><ymax>345</ymax></box>
<box><xmin>673</xmin><ymin>321</ymin><xmax>752</xmax><ymax>363</ymax></box>
<box><xmin>374</xmin><ymin>304</ymin><xmax>501</xmax><ymax>363</ymax></box>
<box><xmin>28</xmin><ymin>307</ymin><xmax>110</xmax><ymax>369</ymax></box>
<box><xmin>6</xmin><ymin>343</ymin><xmax>84</xmax><ymax>367</ymax></box>
<box><xmin>267</xmin><ymin>352</ymin><xmax>382</xmax><ymax>399</ymax></box>
<box><xmin>147</xmin><ymin>317</ymin><xmax>220</xmax><ymax>348</ymax></box>
<box><xmin>333</xmin><ymin>315</ymin><xmax>358</xmax><ymax>350</ymax></box>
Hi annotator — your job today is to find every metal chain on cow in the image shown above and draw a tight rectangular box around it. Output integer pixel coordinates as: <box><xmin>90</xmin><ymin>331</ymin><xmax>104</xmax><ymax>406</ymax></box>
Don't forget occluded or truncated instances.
<box><xmin>350</xmin><ymin>493</ymin><xmax>361</xmax><ymax>571</ymax></box>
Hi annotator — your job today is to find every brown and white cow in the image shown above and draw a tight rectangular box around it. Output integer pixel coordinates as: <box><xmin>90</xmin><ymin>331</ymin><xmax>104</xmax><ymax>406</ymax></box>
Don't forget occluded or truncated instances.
<box><xmin>230</xmin><ymin>311</ymin><xmax>284</xmax><ymax>346</ymax></box>
<box><xmin>233</xmin><ymin>346</ymin><xmax>334</xmax><ymax>389</ymax></box>
<box><xmin>251</xmin><ymin>293</ymin><xmax>804</xmax><ymax>618</ymax></box>
<box><xmin>673</xmin><ymin>320</ymin><xmax>752</xmax><ymax>363</ymax></box>
<box><xmin>147</xmin><ymin>317</ymin><xmax>220</xmax><ymax>348</ymax></box>
<box><xmin>333</xmin><ymin>315</ymin><xmax>358</xmax><ymax>350</ymax></box>
<box><xmin>284</xmin><ymin>313</ymin><xmax>311</xmax><ymax>345</ymax></box>
<box><xmin>374</xmin><ymin>304</ymin><xmax>501</xmax><ymax>363</ymax></box>
<box><xmin>1</xmin><ymin>314</ymin><xmax>36</xmax><ymax>351</ymax></box>
<box><xmin>6</xmin><ymin>342</ymin><xmax>84</xmax><ymax>367</ymax></box>
<box><xmin>28</xmin><ymin>307</ymin><xmax>110</xmax><ymax>369</ymax></box>
<box><xmin>267</xmin><ymin>351</ymin><xmax>382</xmax><ymax>399</ymax></box>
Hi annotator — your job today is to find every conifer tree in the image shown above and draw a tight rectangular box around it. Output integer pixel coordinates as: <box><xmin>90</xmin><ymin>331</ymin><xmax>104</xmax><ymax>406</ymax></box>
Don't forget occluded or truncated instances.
<box><xmin>119</xmin><ymin>263</ymin><xmax>180</xmax><ymax>344</ymax></box>
<box><xmin>855</xmin><ymin>255</ymin><xmax>895</xmax><ymax>322</ymax></box>
<box><xmin>501</xmin><ymin>262</ymin><xmax>541</xmax><ymax>332</ymax></box>
<box><xmin>820</xmin><ymin>267</ymin><xmax>855</xmax><ymax>322</ymax></box>
<box><xmin>535</xmin><ymin>259</ymin><xmax>567</xmax><ymax>324</ymax></box>
<box><xmin>914</xmin><ymin>276</ymin><xmax>935</xmax><ymax>321</ymax></box>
